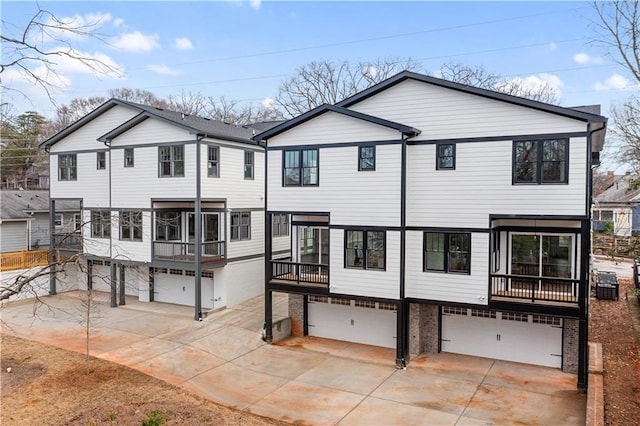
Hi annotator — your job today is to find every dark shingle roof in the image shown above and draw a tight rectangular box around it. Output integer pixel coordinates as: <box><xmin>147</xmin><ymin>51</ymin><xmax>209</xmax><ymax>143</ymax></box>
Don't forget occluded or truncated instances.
<box><xmin>595</xmin><ymin>175</ymin><xmax>640</xmax><ymax>204</ymax></box>
<box><xmin>0</xmin><ymin>191</ymin><xmax>78</xmax><ymax>220</ymax></box>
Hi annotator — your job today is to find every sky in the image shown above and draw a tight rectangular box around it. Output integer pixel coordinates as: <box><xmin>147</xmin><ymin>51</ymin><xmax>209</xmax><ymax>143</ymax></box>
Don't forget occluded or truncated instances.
<box><xmin>2</xmin><ymin>0</ymin><xmax>637</xmax><ymax>169</ymax></box>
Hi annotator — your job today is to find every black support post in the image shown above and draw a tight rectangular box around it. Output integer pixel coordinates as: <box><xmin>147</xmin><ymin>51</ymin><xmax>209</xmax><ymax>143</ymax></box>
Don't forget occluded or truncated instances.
<box><xmin>577</xmin><ymin>218</ymin><xmax>590</xmax><ymax>391</ymax></box>
<box><xmin>110</xmin><ymin>261</ymin><xmax>117</xmax><ymax>308</ymax></box>
<box><xmin>119</xmin><ymin>264</ymin><xmax>126</xmax><ymax>306</ymax></box>
<box><xmin>264</xmin><ymin>211</ymin><xmax>273</xmax><ymax>342</ymax></box>
<box><xmin>194</xmin><ymin>137</ymin><xmax>202</xmax><ymax>321</ymax></box>
<box><xmin>49</xmin><ymin>199</ymin><xmax>57</xmax><ymax>295</ymax></box>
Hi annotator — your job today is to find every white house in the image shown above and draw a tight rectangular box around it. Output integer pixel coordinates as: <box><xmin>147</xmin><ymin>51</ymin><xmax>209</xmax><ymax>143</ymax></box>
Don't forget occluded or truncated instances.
<box><xmin>41</xmin><ymin>99</ymin><xmax>278</xmax><ymax>319</ymax></box>
<box><xmin>256</xmin><ymin>71</ymin><xmax>607</xmax><ymax>390</ymax></box>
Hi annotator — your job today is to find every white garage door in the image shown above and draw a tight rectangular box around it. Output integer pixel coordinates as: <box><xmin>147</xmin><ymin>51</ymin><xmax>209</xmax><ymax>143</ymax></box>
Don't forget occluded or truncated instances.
<box><xmin>308</xmin><ymin>296</ymin><xmax>397</xmax><ymax>349</ymax></box>
<box><xmin>441</xmin><ymin>307</ymin><xmax>562</xmax><ymax>368</ymax></box>
<box><xmin>153</xmin><ymin>269</ymin><xmax>216</xmax><ymax>309</ymax></box>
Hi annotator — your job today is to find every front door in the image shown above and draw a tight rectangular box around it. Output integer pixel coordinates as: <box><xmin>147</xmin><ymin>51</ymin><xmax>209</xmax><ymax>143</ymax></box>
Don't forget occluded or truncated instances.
<box><xmin>298</xmin><ymin>227</ymin><xmax>329</xmax><ymax>264</ymax></box>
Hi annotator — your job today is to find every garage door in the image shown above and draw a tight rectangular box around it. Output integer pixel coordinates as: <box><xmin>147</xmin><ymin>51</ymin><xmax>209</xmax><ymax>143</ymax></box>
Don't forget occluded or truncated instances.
<box><xmin>441</xmin><ymin>307</ymin><xmax>562</xmax><ymax>368</ymax></box>
<box><xmin>153</xmin><ymin>268</ymin><xmax>216</xmax><ymax>309</ymax></box>
<box><xmin>308</xmin><ymin>296</ymin><xmax>397</xmax><ymax>349</ymax></box>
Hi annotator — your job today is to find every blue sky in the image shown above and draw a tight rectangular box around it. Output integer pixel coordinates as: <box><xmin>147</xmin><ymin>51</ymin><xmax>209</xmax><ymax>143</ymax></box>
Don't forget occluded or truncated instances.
<box><xmin>2</xmin><ymin>0</ymin><xmax>636</xmax><ymax>129</ymax></box>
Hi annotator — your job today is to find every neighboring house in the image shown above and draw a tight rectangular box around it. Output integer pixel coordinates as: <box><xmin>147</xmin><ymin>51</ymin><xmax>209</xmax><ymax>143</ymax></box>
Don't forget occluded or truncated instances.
<box><xmin>593</xmin><ymin>173</ymin><xmax>640</xmax><ymax>237</ymax></box>
<box><xmin>256</xmin><ymin>71</ymin><xmax>606</xmax><ymax>390</ymax></box>
<box><xmin>0</xmin><ymin>190</ymin><xmax>78</xmax><ymax>252</ymax></box>
<box><xmin>41</xmin><ymin>99</ymin><xmax>275</xmax><ymax>319</ymax></box>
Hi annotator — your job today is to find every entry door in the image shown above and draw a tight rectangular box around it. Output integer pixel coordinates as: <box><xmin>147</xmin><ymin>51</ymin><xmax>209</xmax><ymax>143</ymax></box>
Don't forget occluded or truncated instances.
<box><xmin>188</xmin><ymin>213</ymin><xmax>220</xmax><ymax>255</ymax></box>
<box><xmin>298</xmin><ymin>227</ymin><xmax>329</xmax><ymax>264</ymax></box>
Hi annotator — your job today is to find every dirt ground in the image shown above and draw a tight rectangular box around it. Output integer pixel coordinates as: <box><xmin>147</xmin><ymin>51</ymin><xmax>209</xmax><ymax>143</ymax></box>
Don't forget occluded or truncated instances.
<box><xmin>589</xmin><ymin>277</ymin><xmax>640</xmax><ymax>426</ymax></box>
<box><xmin>0</xmin><ymin>335</ymin><xmax>286</xmax><ymax>426</ymax></box>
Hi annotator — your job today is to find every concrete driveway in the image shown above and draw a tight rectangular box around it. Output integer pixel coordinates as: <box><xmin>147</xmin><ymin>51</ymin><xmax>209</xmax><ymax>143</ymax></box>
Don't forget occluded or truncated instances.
<box><xmin>1</xmin><ymin>292</ymin><xmax>586</xmax><ymax>425</ymax></box>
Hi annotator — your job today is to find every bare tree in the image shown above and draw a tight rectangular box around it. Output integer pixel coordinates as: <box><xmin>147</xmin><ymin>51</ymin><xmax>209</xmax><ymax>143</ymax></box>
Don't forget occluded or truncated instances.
<box><xmin>609</xmin><ymin>95</ymin><xmax>640</xmax><ymax>173</ymax></box>
<box><xmin>206</xmin><ymin>96</ymin><xmax>283</xmax><ymax>125</ymax></box>
<box><xmin>1</xmin><ymin>7</ymin><xmax>121</xmax><ymax>106</ymax></box>
<box><xmin>167</xmin><ymin>90</ymin><xmax>210</xmax><ymax>116</ymax></box>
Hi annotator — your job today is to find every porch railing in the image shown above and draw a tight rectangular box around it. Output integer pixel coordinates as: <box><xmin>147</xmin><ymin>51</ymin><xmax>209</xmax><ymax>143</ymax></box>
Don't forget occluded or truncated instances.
<box><xmin>0</xmin><ymin>249</ymin><xmax>50</xmax><ymax>272</ymax></box>
<box><xmin>153</xmin><ymin>240</ymin><xmax>225</xmax><ymax>261</ymax></box>
<box><xmin>490</xmin><ymin>274</ymin><xmax>581</xmax><ymax>304</ymax></box>
<box><xmin>53</xmin><ymin>233</ymin><xmax>83</xmax><ymax>251</ymax></box>
<box><xmin>270</xmin><ymin>260</ymin><xmax>328</xmax><ymax>286</ymax></box>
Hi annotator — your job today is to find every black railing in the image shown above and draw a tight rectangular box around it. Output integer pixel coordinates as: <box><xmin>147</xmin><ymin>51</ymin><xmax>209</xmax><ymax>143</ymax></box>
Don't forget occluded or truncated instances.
<box><xmin>153</xmin><ymin>240</ymin><xmax>225</xmax><ymax>261</ymax></box>
<box><xmin>490</xmin><ymin>274</ymin><xmax>581</xmax><ymax>304</ymax></box>
<box><xmin>270</xmin><ymin>260</ymin><xmax>328</xmax><ymax>286</ymax></box>
<box><xmin>53</xmin><ymin>233</ymin><xmax>83</xmax><ymax>251</ymax></box>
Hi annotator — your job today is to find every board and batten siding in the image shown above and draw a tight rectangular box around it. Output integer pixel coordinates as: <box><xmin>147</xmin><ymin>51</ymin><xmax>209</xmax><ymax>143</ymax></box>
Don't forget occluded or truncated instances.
<box><xmin>328</xmin><ymin>228</ymin><xmax>400</xmax><ymax>300</ymax></box>
<box><xmin>50</xmin><ymin>152</ymin><xmax>109</xmax><ymax>207</ymax></box>
<box><xmin>406</xmin><ymin>138</ymin><xmax>588</xmax><ymax>229</ymax></box>
<box><xmin>266</xmin><ymin>111</ymin><xmax>401</xmax><ymax>147</ymax></box>
<box><xmin>267</xmin><ymin>144</ymin><xmax>402</xmax><ymax>227</ymax></box>
<box><xmin>48</xmin><ymin>105</ymin><xmax>139</xmax><ymax>153</ymax></box>
<box><xmin>405</xmin><ymin>231</ymin><xmax>489</xmax><ymax>305</ymax></box>
<box><xmin>348</xmin><ymin>79</ymin><xmax>587</xmax><ymax>139</ymax></box>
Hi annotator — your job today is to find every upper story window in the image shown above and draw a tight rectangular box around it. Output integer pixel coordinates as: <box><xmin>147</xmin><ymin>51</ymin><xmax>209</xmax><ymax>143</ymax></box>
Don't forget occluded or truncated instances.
<box><xmin>424</xmin><ymin>232</ymin><xmax>470</xmax><ymax>274</ymax></box>
<box><xmin>231</xmin><ymin>211</ymin><xmax>251</xmax><ymax>241</ymax></box>
<box><xmin>513</xmin><ymin>139</ymin><xmax>568</xmax><ymax>184</ymax></box>
<box><xmin>436</xmin><ymin>143</ymin><xmax>455</xmax><ymax>170</ymax></box>
<box><xmin>97</xmin><ymin>152</ymin><xmax>106</xmax><ymax>170</ymax></box>
<box><xmin>272</xmin><ymin>213</ymin><xmax>290</xmax><ymax>237</ymax></box>
<box><xmin>155</xmin><ymin>211</ymin><xmax>181</xmax><ymax>240</ymax></box>
<box><xmin>345</xmin><ymin>230</ymin><xmax>386</xmax><ymax>270</ymax></box>
<box><xmin>244</xmin><ymin>151</ymin><xmax>254</xmax><ymax>180</ymax></box>
<box><xmin>54</xmin><ymin>214</ymin><xmax>63</xmax><ymax>227</ymax></box>
<box><xmin>283</xmin><ymin>148</ymin><xmax>318</xmax><ymax>186</ymax></box>
<box><xmin>124</xmin><ymin>148</ymin><xmax>134</xmax><ymax>168</ymax></box>
<box><xmin>58</xmin><ymin>154</ymin><xmax>77</xmax><ymax>181</ymax></box>
<box><xmin>358</xmin><ymin>146</ymin><xmax>375</xmax><ymax>171</ymax></box>
<box><xmin>159</xmin><ymin>145</ymin><xmax>184</xmax><ymax>177</ymax></box>
<box><xmin>91</xmin><ymin>210</ymin><xmax>111</xmax><ymax>239</ymax></box>
<box><xmin>120</xmin><ymin>211</ymin><xmax>143</xmax><ymax>241</ymax></box>
<box><xmin>208</xmin><ymin>146</ymin><xmax>219</xmax><ymax>177</ymax></box>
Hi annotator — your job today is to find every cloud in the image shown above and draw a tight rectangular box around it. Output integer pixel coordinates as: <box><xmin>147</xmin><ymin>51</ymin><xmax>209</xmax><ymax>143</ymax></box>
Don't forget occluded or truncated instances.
<box><xmin>261</xmin><ymin>97</ymin><xmax>275</xmax><ymax>108</ymax></box>
<box><xmin>250</xmin><ymin>0</ymin><xmax>262</xmax><ymax>10</ymax></box>
<box><xmin>39</xmin><ymin>12</ymin><xmax>113</xmax><ymax>42</ymax></box>
<box><xmin>147</xmin><ymin>64</ymin><xmax>181</xmax><ymax>76</ymax></box>
<box><xmin>362</xmin><ymin>65</ymin><xmax>379</xmax><ymax>79</ymax></box>
<box><xmin>549</xmin><ymin>42</ymin><xmax>557</xmax><ymax>51</ymax></box>
<box><xmin>113</xmin><ymin>18</ymin><xmax>125</xmax><ymax>28</ymax></box>
<box><xmin>572</xmin><ymin>53</ymin><xmax>604</xmax><ymax>65</ymax></box>
<box><xmin>111</xmin><ymin>31</ymin><xmax>160</xmax><ymax>52</ymax></box>
<box><xmin>593</xmin><ymin>73</ymin><xmax>631</xmax><ymax>91</ymax></box>
<box><xmin>495</xmin><ymin>73</ymin><xmax>564</xmax><ymax>98</ymax></box>
<box><xmin>174</xmin><ymin>37</ymin><xmax>194</xmax><ymax>50</ymax></box>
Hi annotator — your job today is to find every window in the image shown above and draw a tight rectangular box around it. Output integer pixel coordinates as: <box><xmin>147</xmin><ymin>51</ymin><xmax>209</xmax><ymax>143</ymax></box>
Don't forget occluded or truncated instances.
<box><xmin>272</xmin><ymin>213</ymin><xmax>290</xmax><ymax>237</ymax></box>
<box><xmin>159</xmin><ymin>145</ymin><xmax>184</xmax><ymax>177</ymax></box>
<box><xmin>358</xmin><ymin>146</ymin><xmax>375</xmax><ymax>171</ymax></box>
<box><xmin>155</xmin><ymin>211</ymin><xmax>181</xmax><ymax>240</ymax></box>
<box><xmin>54</xmin><ymin>214</ymin><xmax>63</xmax><ymax>227</ymax></box>
<box><xmin>124</xmin><ymin>148</ymin><xmax>134</xmax><ymax>168</ymax></box>
<box><xmin>120</xmin><ymin>211</ymin><xmax>143</xmax><ymax>241</ymax></box>
<box><xmin>230</xmin><ymin>211</ymin><xmax>251</xmax><ymax>241</ymax></box>
<box><xmin>345</xmin><ymin>230</ymin><xmax>386</xmax><ymax>270</ymax></box>
<box><xmin>58</xmin><ymin>154</ymin><xmax>77</xmax><ymax>181</ymax></box>
<box><xmin>510</xmin><ymin>234</ymin><xmax>572</xmax><ymax>278</ymax></box>
<box><xmin>74</xmin><ymin>213</ymin><xmax>82</xmax><ymax>231</ymax></box>
<box><xmin>283</xmin><ymin>149</ymin><xmax>318</xmax><ymax>186</ymax></box>
<box><xmin>424</xmin><ymin>232</ymin><xmax>470</xmax><ymax>274</ymax></box>
<box><xmin>436</xmin><ymin>143</ymin><xmax>455</xmax><ymax>170</ymax></box>
<box><xmin>244</xmin><ymin>151</ymin><xmax>254</xmax><ymax>180</ymax></box>
<box><xmin>97</xmin><ymin>152</ymin><xmax>106</xmax><ymax>170</ymax></box>
<box><xmin>208</xmin><ymin>146</ymin><xmax>219</xmax><ymax>177</ymax></box>
<box><xmin>91</xmin><ymin>210</ymin><xmax>111</xmax><ymax>238</ymax></box>
<box><xmin>513</xmin><ymin>139</ymin><xmax>568</xmax><ymax>184</ymax></box>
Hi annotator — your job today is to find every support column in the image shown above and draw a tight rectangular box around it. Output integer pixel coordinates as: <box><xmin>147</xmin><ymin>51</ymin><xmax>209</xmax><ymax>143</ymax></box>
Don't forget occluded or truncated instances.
<box><xmin>149</xmin><ymin>267</ymin><xmax>154</xmax><ymax>302</ymax></box>
<box><xmin>110</xmin><ymin>261</ymin><xmax>117</xmax><ymax>308</ymax></box>
<box><xmin>119</xmin><ymin>264</ymin><xmax>126</xmax><ymax>306</ymax></box>
<box><xmin>264</xmin><ymin>289</ymin><xmax>273</xmax><ymax>342</ymax></box>
<box><xmin>87</xmin><ymin>260</ymin><xmax>93</xmax><ymax>290</ymax></box>
<box><xmin>49</xmin><ymin>199</ymin><xmax>57</xmax><ymax>295</ymax></box>
<box><xmin>577</xmin><ymin>218</ymin><xmax>590</xmax><ymax>391</ymax></box>
<box><xmin>264</xmin><ymin>211</ymin><xmax>273</xmax><ymax>342</ymax></box>
<box><xmin>194</xmin><ymin>137</ymin><xmax>202</xmax><ymax>321</ymax></box>
<box><xmin>396</xmin><ymin>301</ymin><xmax>407</xmax><ymax>368</ymax></box>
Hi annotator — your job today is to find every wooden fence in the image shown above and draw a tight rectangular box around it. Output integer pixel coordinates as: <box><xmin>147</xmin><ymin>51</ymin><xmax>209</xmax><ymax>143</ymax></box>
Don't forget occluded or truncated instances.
<box><xmin>0</xmin><ymin>249</ymin><xmax>50</xmax><ymax>272</ymax></box>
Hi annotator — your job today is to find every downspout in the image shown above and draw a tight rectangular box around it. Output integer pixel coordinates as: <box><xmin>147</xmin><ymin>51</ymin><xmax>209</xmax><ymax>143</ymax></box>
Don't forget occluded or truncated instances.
<box><xmin>194</xmin><ymin>135</ymin><xmax>203</xmax><ymax>321</ymax></box>
<box><xmin>104</xmin><ymin>138</ymin><xmax>117</xmax><ymax>308</ymax></box>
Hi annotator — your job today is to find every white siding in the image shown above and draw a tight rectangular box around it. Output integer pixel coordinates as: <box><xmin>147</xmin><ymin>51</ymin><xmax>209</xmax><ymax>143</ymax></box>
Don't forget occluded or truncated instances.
<box><xmin>110</xmin><ymin>211</ymin><xmax>152</xmax><ymax>262</ymax></box>
<box><xmin>220</xmin><ymin>257</ymin><xmax>264</xmax><ymax>307</ymax></box>
<box><xmin>50</xmin><ymin>151</ymin><xmax>109</xmax><ymax>207</ymax></box>
<box><xmin>0</xmin><ymin>221</ymin><xmax>28</xmax><ymax>252</ymax></box>
<box><xmin>110</xmin><ymin>118</ymin><xmax>191</xmax><ymax>146</ymax></box>
<box><xmin>405</xmin><ymin>231</ymin><xmax>489</xmax><ymax>305</ymax></box>
<box><xmin>268</xmin><ymin>111</ymin><xmax>401</xmax><ymax>147</ymax></box>
<box><xmin>267</xmin><ymin>144</ymin><xmax>401</xmax><ymax>227</ymax></box>
<box><xmin>328</xmin><ymin>229</ymin><xmax>400</xmax><ymax>300</ymax></box>
<box><xmin>406</xmin><ymin>139</ymin><xmax>588</xmax><ymax>228</ymax></box>
<box><xmin>349</xmin><ymin>79</ymin><xmax>586</xmax><ymax>139</ymax></box>
<box><xmin>226</xmin><ymin>211</ymin><xmax>264</xmax><ymax>258</ymax></box>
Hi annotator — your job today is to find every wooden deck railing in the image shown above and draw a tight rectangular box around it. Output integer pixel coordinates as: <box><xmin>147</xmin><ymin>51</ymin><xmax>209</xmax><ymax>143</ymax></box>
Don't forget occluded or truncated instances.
<box><xmin>0</xmin><ymin>249</ymin><xmax>50</xmax><ymax>272</ymax></box>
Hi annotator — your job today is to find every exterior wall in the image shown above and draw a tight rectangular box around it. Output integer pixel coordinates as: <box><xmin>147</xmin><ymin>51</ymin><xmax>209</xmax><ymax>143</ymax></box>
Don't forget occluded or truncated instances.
<box><xmin>0</xmin><ymin>221</ymin><xmax>28</xmax><ymax>252</ymax></box>
<box><xmin>226</xmin><ymin>211</ymin><xmax>264</xmax><ymax>259</ymax></box>
<box><xmin>288</xmin><ymin>293</ymin><xmax>304</xmax><ymax>336</ymax></box>
<box><xmin>109</xmin><ymin>118</ymin><xmax>191</xmax><ymax>147</ymax></box>
<box><xmin>405</xmin><ymin>231</ymin><xmax>490</xmax><ymax>305</ymax></box>
<box><xmin>408</xmin><ymin>303</ymin><xmax>439</xmax><ymax>358</ymax></box>
<box><xmin>50</xmin><ymin>151</ymin><xmax>109</xmax><ymax>206</ymax></box>
<box><xmin>220</xmin><ymin>257</ymin><xmax>264</xmax><ymax>306</ymax></box>
<box><xmin>2</xmin><ymin>263</ymin><xmax>80</xmax><ymax>302</ymax></box>
<box><xmin>31</xmin><ymin>213</ymin><xmax>50</xmax><ymax>249</ymax></box>
<box><xmin>267</xmin><ymin>144</ymin><xmax>402</xmax><ymax>226</ymax></box>
<box><xmin>563</xmin><ymin>318</ymin><xmax>579</xmax><ymax>374</ymax></box>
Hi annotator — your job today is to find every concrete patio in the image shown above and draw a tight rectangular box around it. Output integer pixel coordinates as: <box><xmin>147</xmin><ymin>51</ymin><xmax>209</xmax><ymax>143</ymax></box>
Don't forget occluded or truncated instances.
<box><xmin>1</xmin><ymin>292</ymin><xmax>586</xmax><ymax>425</ymax></box>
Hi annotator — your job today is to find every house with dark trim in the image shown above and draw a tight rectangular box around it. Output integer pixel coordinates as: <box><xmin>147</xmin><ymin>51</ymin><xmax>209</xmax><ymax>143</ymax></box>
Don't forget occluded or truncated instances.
<box><xmin>255</xmin><ymin>70</ymin><xmax>606</xmax><ymax>390</ymax></box>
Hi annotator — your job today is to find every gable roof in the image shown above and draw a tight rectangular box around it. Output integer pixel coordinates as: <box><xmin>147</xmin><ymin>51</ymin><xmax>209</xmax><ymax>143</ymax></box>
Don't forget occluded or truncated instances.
<box><xmin>253</xmin><ymin>104</ymin><xmax>421</xmax><ymax>141</ymax></box>
<box><xmin>595</xmin><ymin>175</ymin><xmax>640</xmax><ymax>205</ymax></box>
<box><xmin>336</xmin><ymin>71</ymin><xmax>608</xmax><ymax>124</ymax></box>
<box><xmin>0</xmin><ymin>190</ymin><xmax>77</xmax><ymax>220</ymax></box>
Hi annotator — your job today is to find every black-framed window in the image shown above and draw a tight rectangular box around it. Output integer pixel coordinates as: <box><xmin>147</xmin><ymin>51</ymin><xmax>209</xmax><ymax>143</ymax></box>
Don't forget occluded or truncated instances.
<box><xmin>155</xmin><ymin>211</ymin><xmax>181</xmax><ymax>240</ymax></box>
<box><xmin>345</xmin><ymin>230</ymin><xmax>386</xmax><ymax>270</ymax></box>
<box><xmin>424</xmin><ymin>232</ymin><xmax>470</xmax><ymax>274</ymax></box>
<box><xmin>244</xmin><ymin>151</ymin><xmax>254</xmax><ymax>180</ymax></box>
<box><xmin>91</xmin><ymin>210</ymin><xmax>111</xmax><ymax>238</ymax></box>
<box><xmin>358</xmin><ymin>146</ymin><xmax>375</xmax><ymax>171</ymax></box>
<box><xmin>124</xmin><ymin>148</ymin><xmax>134</xmax><ymax>168</ymax></box>
<box><xmin>58</xmin><ymin>154</ymin><xmax>77</xmax><ymax>181</ymax></box>
<box><xmin>159</xmin><ymin>145</ymin><xmax>184</xmax><ymax>177</ymax></box>
<box><xmin>120</xmin><ymin>211</ymin><xmax>143</xmax><ymax>241</ymax></box>
<box><xmin>436</xmin><ymin>143</ymin><xmax>455</xmax><ymax>170</ymax></box>
<box><xmin>208</xmin><ymin>146</ymin><xmax>219</xmax><ymax>177</ymax></box>
<box><xmin>272</xmin><ymin>213</ymin><xmax>289</xmax><ymax>237</ymax></box>
<box><xmin>54</xmin><ymin>213</ymin><xmax>63</xmax><ymax>227</ymax></box>
<box><xmin>97</xmin><ymin>152</ymin><xmax>106</xmax><ymax>170</ymax></box>
<box><xmin>74</xmin><ymin>213</ymin><xmax>82</xmax><ymax>232</ymax></box>
<box><xmin>283</xmin><ymin>148</ymin><xmax>318</xmax><ymax>186</ymax></box>
<box><xmin>513</xmin><ymin>139</ymin><xmax>568</xmax><ymax>184</ymax></box>
<box><xmin>231</xmin><ymin>211</ymin><xmax>251</xmax><ymax>241</ymax></box>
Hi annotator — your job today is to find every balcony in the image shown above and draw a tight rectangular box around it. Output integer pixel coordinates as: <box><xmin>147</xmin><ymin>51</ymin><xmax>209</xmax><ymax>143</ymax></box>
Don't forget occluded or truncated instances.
<box><xmin>270</xmin><ymin>260</ymin><xmax>328</xmax><ymax>290</ymax></box>
<box><xmin>152</xmin><ymin>240</ymin><xmax>225</xmax><ymax>263</ymax></box>
<box><xmin>53</xmin><ymin>233</ymin><xmax>83</xmax><ymax>252</ymax></box>
<box><xmin>0</xmin><ymin>249</ymin><xmax>50</xmax><ymax>272</ymax></box>
<box><xmin>490</xmin><ymin>273</ymin><xmax>581</xmax><ymax>306</ymax></box>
